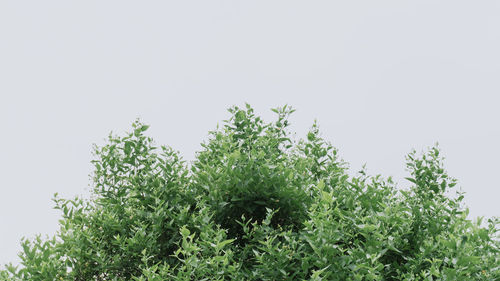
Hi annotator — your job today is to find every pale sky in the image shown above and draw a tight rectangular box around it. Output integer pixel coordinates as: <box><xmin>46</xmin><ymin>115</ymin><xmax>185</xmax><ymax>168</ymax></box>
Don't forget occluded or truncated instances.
<box><xmin>1</xmin><ymin>1</ymin><xmax>499</xmax><ymax>266</ymax></box>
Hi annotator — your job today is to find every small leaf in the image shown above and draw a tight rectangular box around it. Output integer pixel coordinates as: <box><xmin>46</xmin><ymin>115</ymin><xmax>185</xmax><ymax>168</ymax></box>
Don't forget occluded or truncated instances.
<box><xmin>478</xmin><ymin>229</ymin><xmax>489</xmax><ymax>241</ymax></box>
<box><xmin>405</xmin><ymin>177</ymin><xmax>416</xmax><ymax>184</ymax></box>
<box><xmin>317</xmin><ymin>180</ymin><xmax>325</xmax><ymax>190</ymax></box>
<box><xmin>140</xmin><ymin>125</ymin><xmax>150</xmax><ymax>132</ymax></box>
<box><xmin>180</xmin><ymin>226</ymin><xmax>190</xmax><ymax>237</ymax></box>
<box><xmin>216</xmin><ymin>239</ymin><xmax>235</xmax><ymax>250</ymax></box>
<box><xmin>307</xmin><ymin>132</ymin><xmax>315</xmax><ymax>141</ymax></box>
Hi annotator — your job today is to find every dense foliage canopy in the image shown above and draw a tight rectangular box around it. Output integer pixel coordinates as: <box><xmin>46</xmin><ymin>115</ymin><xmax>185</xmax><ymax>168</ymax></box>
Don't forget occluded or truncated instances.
<box><xmin>1</xmin><ymin>105</ymin><xmax>498</xmax><ymax>280</ymax></box>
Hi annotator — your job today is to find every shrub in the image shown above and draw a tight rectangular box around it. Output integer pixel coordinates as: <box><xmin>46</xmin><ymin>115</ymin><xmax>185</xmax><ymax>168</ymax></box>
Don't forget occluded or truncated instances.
<box><xmin>1</xmin><ymin>105</ymin><xmax>498</xmax><ymax>280</ymax></box>
<box><xmin>192</xmin><ymin>105</ymin><xmax>344</xmax><ymax>242</ymax></box>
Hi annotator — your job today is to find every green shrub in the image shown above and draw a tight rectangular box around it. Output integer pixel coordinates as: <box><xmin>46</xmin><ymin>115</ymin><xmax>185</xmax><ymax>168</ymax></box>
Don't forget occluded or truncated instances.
<box><xmin>192</xmin><ymin>105</ymin><xmax>344</xmax><ymax>243</ymax></box>
<box><xmin>2</xmin><ymin>105</ymin><xmax>498</xmax><ymax>280</ymax></box>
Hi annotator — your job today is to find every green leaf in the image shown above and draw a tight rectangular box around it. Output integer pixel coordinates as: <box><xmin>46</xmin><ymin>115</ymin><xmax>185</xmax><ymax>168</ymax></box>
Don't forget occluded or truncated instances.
<box><xmin>216</xmin><ymin>239</ymin><xmax>235</xmax><ymax>250</ymax></box>
<box><xmin>478</xmin><ymin>229</ymin><xmax>489</xmax><ymax>241</ymax></box>
<box><xmin>180</xmin><ymin>226</ymin><xmax>190</xmax><ymax>237</ymax></box>
<box><xmin>140</xmin><ymin>125</ymin><xmax>150</xmax><ymax>132</ymax></box>
<box><xmin>405</xmin><ymin>177</ymin><xmax>416</xmax><ymax>184</ymax></box>
<box><xmin>317</xmin><ymin>180</ymin><xmax>325</xmax><ymax>190</ymax></box>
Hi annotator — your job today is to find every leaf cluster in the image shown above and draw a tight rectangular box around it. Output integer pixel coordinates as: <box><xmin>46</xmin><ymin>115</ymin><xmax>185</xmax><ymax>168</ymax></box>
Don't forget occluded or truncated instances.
<box><xmin>1</xmin><ymin>105</ymin><xmax>498</xmax><ymax>280</ymax></box>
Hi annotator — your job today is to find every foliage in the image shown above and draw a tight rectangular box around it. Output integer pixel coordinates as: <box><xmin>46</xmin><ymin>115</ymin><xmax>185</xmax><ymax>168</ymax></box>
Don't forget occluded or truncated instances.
<box><xmin>1</xmin><ymin>105</ymin><xmax>498</xmax><ymax>280</ymax></box>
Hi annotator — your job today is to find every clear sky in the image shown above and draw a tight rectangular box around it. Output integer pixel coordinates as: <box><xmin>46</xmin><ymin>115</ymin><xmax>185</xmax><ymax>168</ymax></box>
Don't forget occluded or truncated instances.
<box><xmin>1</xmin><ymin>1</ymin><xmax>499</xmax><ymax>266</ymax></box>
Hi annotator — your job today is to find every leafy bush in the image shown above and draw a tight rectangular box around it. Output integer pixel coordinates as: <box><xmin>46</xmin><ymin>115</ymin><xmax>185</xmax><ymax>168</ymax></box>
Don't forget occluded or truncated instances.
<box><xmin>2</xmin><ymin>105</ymin><xmax>498</xmax><ymax>280</ymax></box>
<box><xmin>192</xmin><ymin>105</ymin><xmax>343</xmax><ymax>242</ymax></box>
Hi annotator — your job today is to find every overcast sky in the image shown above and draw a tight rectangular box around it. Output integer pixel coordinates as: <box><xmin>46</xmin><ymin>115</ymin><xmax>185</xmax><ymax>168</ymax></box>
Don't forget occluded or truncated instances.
<box><xmin>1</xmin><ymin>1</ymin><xmax>499</xmax><ymax>266</ymax></box>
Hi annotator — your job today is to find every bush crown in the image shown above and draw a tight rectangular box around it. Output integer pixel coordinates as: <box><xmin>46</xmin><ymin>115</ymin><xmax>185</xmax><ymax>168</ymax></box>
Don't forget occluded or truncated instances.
<box><xmin>1</xmin><ymin>105</ymin><xmax>498</xmax><ymax>280</ymax></box>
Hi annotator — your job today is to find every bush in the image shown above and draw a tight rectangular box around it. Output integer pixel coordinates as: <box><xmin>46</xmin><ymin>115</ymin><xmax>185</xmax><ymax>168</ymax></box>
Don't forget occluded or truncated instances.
<box><xmin>1</xmin><ymin>105</ymin><xmax>498</xmax><ymax>280</ymax></box>
<box><xmin>192</xmin><ymin>105</ymin><xmax>344</xmax><ymax>243</ymax></box>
